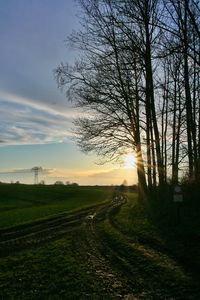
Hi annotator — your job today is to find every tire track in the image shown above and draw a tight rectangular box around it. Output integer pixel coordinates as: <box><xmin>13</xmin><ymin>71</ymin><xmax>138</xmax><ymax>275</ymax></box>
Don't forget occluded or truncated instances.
<box><xmin>0</xmin><ymin>203</ymin><xmax>109</xmax><ymax>257</ymax></box>
<box><xmin>70</xmin><ymin>195</ymin><xmax>137</xmax><ymax>299</ymax></box>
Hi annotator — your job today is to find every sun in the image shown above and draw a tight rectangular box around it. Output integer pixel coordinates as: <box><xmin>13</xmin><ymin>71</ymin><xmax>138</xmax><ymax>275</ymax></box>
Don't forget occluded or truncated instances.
<box><xmin>123</xmin><ymin>153</ymin><xmax>135</xmax><ymax>169</ymax></box>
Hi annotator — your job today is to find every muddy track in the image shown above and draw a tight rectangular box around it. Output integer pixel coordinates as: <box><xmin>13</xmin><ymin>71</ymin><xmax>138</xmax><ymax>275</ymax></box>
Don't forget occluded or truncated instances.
<box><xmin>0</xmin><ymin>202</ymin><xmax>110</xmax><ymax>257</ymax></box>
<box><xmin>71</xmin><ymin>200</ymin><xmax>136</xmax><ymax>299</ymax></box>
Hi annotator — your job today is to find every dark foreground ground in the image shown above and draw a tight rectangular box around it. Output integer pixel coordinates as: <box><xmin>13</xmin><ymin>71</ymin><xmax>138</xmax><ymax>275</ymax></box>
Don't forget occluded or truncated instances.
<box><xmin>0</xmin><ymin>190</ymin><xmax>200</xmax><ymax>299</ymax></box>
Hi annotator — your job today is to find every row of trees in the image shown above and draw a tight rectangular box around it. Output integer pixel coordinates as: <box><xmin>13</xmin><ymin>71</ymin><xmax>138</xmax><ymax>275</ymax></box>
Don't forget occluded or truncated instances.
<box><xmin>56</xmin><ymin>0</ymin><xmax>200</xmax><ymax>200</ymax></box>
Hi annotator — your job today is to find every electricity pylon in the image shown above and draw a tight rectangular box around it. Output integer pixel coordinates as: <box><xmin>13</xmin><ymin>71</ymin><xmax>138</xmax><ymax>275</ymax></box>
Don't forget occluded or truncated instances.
<box><xmin>31</xmin><ymin>166</ymin><xmax>42</xmax><ymax>184</ymax></box>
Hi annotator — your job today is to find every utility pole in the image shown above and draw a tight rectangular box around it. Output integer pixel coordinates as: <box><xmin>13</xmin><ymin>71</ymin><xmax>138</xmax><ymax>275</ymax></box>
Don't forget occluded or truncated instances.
<box><xmin>31</xmin><ymin>166</ymin><xmax>42</xmax><ymax>184</ymax></box>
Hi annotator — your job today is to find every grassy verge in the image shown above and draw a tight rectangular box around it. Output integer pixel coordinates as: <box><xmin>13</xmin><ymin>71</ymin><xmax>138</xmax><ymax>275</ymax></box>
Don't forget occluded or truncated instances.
<box><xmin>96</xmin><ymin>192</ymin><xmax>200</xmax><ymax>299</ymax></box>
<box><xmin>112</xmin><ymin>193</ymin><xmax>162</xmax><ymax>246</ymax></box>
<box><xmin>113</xmin><ymin>192</ymin><xmax>200</xmax><ymax>266</ymax></box>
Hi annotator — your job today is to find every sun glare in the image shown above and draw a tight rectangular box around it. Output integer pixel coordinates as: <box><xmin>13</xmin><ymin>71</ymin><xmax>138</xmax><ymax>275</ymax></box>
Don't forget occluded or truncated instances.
<box><xmin>123</xmin><ymin>153</ymin><xmax>135</xmax><ymax>169</ymax></box>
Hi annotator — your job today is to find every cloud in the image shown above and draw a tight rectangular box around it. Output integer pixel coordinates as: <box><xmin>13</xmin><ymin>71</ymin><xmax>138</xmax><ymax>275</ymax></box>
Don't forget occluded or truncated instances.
<box><xmin>0</xmin><ymin>166</ymin><xmax>137</xmax><ymax>185</ymax></box>
<box><xmin>0</xmin><ymin>0</ymin><xmax>83</xmax><ymax>147</ymax></box>
<box><xmin>88</xmin><ymin>169</ymin><xmax>120</xmax><ymax>178</ymax></box>
<box><xmin>46</xmin><ymin>167</ymin><xmax>137</xmax><ymax>185</ymax></box>
<box><xmin>0</xmin><ymin>91</ymin><xmax>80</xmax><ymax>118</ymax></box>
<box><xmin>0</xmin><ymin>92</ymin><xmax>81</xmax><ymax>146</ymax></box>
<box><xmin>0</xmin><ymin>168</ymin><xmax>54</xmax><ymax>175</ymax></box>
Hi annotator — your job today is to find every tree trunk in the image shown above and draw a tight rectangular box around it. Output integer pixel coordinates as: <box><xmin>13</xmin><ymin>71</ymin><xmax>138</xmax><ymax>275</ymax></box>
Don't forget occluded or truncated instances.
<box><xmin>144</xmin><ymin>19</ymin><xmax>164</xmax><ymax>188</ymax></box>
<box><xmin>136</xmin><ymin>143</ymin><xmax>148</xmax><ymax>201</ymax></box>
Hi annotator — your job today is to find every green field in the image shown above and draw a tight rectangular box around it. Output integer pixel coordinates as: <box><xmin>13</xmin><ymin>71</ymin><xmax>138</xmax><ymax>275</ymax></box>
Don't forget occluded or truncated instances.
<box><xmin>0</xmin><ymin>184</ymin><xmax>113</xmax><ymax>229</ymax></box>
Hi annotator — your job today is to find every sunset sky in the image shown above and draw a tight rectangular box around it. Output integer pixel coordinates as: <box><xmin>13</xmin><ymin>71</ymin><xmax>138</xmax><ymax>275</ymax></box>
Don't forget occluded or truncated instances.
<box><xmin>0</xmin><ymin>0</ymin><xmax>137</xmax><ymax>185</ymax></box>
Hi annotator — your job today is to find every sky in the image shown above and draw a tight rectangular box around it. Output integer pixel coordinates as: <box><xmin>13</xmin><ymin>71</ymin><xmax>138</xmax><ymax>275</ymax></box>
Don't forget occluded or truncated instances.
<box><xmin>0</xmin><ymin>0</ymin><xmax>137</xmax><ymax>185</ymax></box>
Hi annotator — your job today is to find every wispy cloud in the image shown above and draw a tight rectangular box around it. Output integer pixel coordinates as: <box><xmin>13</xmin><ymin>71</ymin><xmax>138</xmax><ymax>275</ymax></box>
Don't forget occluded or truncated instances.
<box><xmin>0</xmin><ymin>91</ymin><xmax>81</xmax><ymax>118</ymax></box>
<box><xmin>0</xmin><ymin>0</ymin><xmax>83</xmax><ymax>147</ymax></box>
<box><xmin>0</xmin><ymin>92</ymin><xmax>81</xmax><ymax>146</ymax></box>
<box><xmin>0</xmin><ymin>166</ymin><xmax>137</xmax><ymax>185</ymax></box>
<box><xmin>47</xmin><ymin>167</ymin><xmax>137</xmax><ymax>185</ymax></box>
<box><xmin>0</xmin><ymin>168</ymin><xmax>54</xmax><ymax>175</ymax></box>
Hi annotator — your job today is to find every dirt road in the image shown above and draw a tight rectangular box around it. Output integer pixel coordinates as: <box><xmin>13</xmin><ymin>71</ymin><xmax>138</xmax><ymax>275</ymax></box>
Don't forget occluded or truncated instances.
<box><xmin>0</xmin><ymin>203</ymin><xmax>111</xmax><ymax>257</ymax></box>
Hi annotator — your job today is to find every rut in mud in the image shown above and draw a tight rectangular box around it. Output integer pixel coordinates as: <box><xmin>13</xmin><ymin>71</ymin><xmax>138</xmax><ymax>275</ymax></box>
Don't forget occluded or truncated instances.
<box><xmin>70</xmin><ymin>199</ymin><xmax>137</xmax><ymax>299</ymax></box>
<box><xmin>0</xmin><ymin>203</ymin><xmax>109</xmax><ymax>257</ymax></box>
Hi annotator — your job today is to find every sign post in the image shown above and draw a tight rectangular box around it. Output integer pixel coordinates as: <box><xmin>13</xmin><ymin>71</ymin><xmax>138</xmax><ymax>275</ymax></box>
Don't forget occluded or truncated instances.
<box><xmin>173</xmin><ymin>184</ymin><xmax>183</xmax><ymax>224</ymax></box>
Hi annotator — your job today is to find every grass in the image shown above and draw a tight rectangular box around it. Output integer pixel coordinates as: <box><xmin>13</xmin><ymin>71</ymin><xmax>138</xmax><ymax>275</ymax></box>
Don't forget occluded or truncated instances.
<box><xmin>0</xmin><ymin>233</ymin><xmax>111</xmax><ymax>300</ymax></box>
<box><xmin>97</xmin><ymin>221</ymin><xmax>198</xmax><ymax>299</ymax></box>
<box><xmin>113</xmin><ymin>191</ymin><xmax>200</xmax><ymax>257</ymax></box>
<box><xmin>0</xmin><ymin>184</ymin><xmax>113</xmax><ymax>229</ymax></box>
<box><xmin>98</xmin><ymin>191</ymin><xmax>200</xmax><ymax>298</ymax></box>
<box><xmin>112</xmin><ymin>192</ymin><xmax>161</xmax><ymax>245</ymax></box>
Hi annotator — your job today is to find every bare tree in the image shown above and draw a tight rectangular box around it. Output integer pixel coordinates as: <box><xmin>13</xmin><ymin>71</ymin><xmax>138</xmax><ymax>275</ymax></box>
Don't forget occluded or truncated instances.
<box><xmin>56</xmin><ymin>0</ymin><xmax>200</xmax><ymax>200</ymax></box>
<box><xmin>56</xmin><ymin>0</ymin><xmax>148</xmax><ymax>199</ymax></box>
